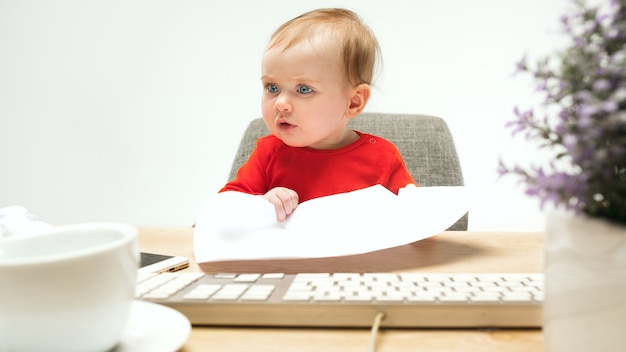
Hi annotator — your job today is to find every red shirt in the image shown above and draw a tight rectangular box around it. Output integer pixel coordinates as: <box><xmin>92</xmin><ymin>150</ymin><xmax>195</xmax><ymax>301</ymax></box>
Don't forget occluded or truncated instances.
<box><xmin>220</xmin><ymin>132</ymin><xmax>416</xmax><ymax>202</ymax></box>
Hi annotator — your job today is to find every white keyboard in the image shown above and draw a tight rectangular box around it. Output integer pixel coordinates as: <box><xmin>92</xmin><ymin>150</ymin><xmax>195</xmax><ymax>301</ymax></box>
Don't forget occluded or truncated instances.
<box><xmin>136</xmin><ymin>272</ymin><xmax>543</xmax><ymax>328</ymax></box>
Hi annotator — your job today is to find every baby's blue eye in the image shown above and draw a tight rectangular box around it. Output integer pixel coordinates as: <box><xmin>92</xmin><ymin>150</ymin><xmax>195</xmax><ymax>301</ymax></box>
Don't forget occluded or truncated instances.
<box><xmin>267</xmin><ymin>84</ymin><xmax>279</xmax><ymax>93</ymax></box>
<box><xmin>296</xmin><ymin>85</ymin><xmax>313</xmax><ymax>94</ymax></box>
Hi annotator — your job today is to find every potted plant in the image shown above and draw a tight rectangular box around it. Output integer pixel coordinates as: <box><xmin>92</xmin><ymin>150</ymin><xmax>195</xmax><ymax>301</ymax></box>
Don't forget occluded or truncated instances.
<box><xmin>498</xmin><ymin>0</ymin><xmax>626</xmax><ymax>351</ymax></box>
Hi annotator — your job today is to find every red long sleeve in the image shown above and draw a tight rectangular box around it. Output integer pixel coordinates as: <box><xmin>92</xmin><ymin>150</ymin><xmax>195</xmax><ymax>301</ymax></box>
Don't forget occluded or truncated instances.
<box><xmin>220</xmin><ymin>132</ymin><xmax>416</xmax><ymax>203</ymax></box>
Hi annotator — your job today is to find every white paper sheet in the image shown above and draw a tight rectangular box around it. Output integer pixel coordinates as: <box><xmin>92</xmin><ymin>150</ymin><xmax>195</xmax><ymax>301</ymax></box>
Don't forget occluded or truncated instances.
<box><xmin>193</xmin><ymin>185</ymin><xmax>469</xmax><ymax>263</ymax></box>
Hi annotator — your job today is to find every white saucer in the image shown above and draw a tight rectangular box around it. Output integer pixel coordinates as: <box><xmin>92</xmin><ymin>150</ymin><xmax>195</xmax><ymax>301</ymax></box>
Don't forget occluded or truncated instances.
<box><xmin>114</xmin><ymin>300</ymin><xmax>191</xmax><ymax>352</ymax></box>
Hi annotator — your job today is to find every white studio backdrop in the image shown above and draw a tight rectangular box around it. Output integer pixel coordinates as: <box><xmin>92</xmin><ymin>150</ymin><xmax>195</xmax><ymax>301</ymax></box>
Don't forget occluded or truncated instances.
<box><xmin>0</xmin><ymin>0</ymin><xmax>569</xmax><ymax>229</ymax></box>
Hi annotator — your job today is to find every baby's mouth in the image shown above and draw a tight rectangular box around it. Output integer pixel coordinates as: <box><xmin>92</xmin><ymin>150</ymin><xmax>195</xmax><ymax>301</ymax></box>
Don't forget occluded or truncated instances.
<box><xmin>277</xmin><ymin>120</ymin><xmax>297</xmax><ymax>131</ymax></box>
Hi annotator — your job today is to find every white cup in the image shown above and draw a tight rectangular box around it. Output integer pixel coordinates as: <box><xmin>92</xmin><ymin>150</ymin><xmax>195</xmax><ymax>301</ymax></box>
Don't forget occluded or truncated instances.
<box><xmin>0</xmin><ymin>223</ymin><xmax>139</xmax><ymax>352</ymax></box>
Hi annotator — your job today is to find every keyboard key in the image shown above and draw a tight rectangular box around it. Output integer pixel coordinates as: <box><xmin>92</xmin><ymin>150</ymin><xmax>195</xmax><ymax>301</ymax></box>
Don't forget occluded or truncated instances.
<box><xmin>262</xmin><ymin>273</ymin><xmax>285</xmax><ymax>279</ymax></box>
<box><xmin>234</xmin><ymin>273</ymin><xmax>261</xmax><ymax>282</ymax></box>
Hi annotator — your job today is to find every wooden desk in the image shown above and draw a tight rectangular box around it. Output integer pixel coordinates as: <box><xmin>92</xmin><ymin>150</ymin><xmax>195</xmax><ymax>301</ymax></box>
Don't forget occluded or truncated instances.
<box><xmin>139</xmin><ymin>228</ymin><xmax>544</xmax><ymax>351</ymax></box>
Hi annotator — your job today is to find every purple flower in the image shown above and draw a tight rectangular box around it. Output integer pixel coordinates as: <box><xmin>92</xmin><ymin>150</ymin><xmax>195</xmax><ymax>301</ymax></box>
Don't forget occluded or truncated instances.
<box><xmin>500</xmin><ymin>0</ymin><xmax>626</xmax><ymax>225</ymax></box>
<box><xmin>592</xmin><ymin>79</ymin><xmax>611</xmax><ymax>92</ymax></box>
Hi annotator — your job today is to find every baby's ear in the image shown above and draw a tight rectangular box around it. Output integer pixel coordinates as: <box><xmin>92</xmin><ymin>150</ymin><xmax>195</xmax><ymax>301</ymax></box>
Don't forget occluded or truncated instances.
<box><xmin>346</xmin><ymin>84</ymin><xmax>371</xmax><ymax>118</ymax></box>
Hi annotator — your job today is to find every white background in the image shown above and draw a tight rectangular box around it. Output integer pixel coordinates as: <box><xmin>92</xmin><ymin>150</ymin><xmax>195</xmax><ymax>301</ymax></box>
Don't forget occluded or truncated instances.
<box><xmin>0</xmin><ymin>0</ymin><xmax>571</xmax><ymax>229</ymax></box>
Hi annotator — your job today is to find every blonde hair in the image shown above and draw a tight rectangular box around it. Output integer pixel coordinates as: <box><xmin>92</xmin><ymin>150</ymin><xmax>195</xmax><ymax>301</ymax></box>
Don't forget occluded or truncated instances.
<box><xmin>267</xmin><ymin>8</ymin><xmax>381</xmax><ymax>87</ymax></box>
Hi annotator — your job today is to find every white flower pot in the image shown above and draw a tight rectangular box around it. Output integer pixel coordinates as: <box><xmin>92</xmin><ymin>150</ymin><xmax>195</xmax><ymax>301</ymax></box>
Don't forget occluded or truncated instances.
<box><xmin>544</xmin><ymin>211</ymin><xmax>626</xmax><ymax>352</ymax></box>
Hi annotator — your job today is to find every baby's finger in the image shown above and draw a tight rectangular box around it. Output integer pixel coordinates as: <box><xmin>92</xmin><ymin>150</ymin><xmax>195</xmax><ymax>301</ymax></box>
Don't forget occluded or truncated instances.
<box><xmin>265</xmin><ymin>194</ymin><xmax>287</xmax><ymax>221</ymax></box>
<box><xmin>276</xmin><ymin>189</ymin><xmax>298</xmax><ymax>216</ymax></box>
<box><xmin>274</xmin><ymin>203</ymin><xmax>287</xmax><ymax>222</ymax></box>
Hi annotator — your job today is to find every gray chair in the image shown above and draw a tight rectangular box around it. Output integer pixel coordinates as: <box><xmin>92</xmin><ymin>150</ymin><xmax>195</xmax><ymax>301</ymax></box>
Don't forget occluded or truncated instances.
<box><xmin>228</xmin><ymin>112</ymin><xmax>468</xmax><ymax>230</ymax></box>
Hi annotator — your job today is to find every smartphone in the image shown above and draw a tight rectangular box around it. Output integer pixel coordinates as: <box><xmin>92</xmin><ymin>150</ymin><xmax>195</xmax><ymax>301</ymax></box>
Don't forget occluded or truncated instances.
<box><xmin>139</xmin><ymin>252</ymin><xmax>189</xmax><ymax>274</ymax></box>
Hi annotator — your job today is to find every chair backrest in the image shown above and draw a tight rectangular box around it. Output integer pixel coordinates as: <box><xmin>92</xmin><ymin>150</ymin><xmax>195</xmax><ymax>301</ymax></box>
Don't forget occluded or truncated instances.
<box><xmin>228</xmin><ymin>112</ymin><xmax>468</xmax><ymax>230</ymax></box>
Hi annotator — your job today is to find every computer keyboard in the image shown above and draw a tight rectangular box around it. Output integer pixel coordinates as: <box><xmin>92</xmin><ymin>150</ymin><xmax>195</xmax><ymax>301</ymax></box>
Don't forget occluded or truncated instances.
<box><xmin>136</xmin><ymin>271</ymin><xmax>543</xmax><ymax>328</ymax></box>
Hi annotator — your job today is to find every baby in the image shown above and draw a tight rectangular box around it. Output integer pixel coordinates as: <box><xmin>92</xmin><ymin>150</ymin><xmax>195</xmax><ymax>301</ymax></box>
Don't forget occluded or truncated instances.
<box><xmin>221</xmin><ymin>8</ymin><xmax>415</xmax><ymax>221</ymax></box>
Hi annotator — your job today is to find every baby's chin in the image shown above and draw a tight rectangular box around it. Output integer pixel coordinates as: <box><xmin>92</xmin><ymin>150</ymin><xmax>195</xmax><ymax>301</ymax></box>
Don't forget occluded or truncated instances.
<box><xmin>272</xmin><ymin>131</ymin><xmax>340</xmax><ymax>150</ymax></box>
<box><xmin>271</xmin><ymin>133</ymin><xmax>315</xmax><ymax>149</ymax></box>
<box><xmin>275</xmin><ymin>135</ymin><xmax>309</xmax><ymax>148</ymax></box>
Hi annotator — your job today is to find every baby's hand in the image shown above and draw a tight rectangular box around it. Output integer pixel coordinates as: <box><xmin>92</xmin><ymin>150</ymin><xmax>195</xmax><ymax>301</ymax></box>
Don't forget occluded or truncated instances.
<box><xmin>262</xmin><ymin>187</ymin><xmax>299</xmax><ymax>222</ymax></box>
